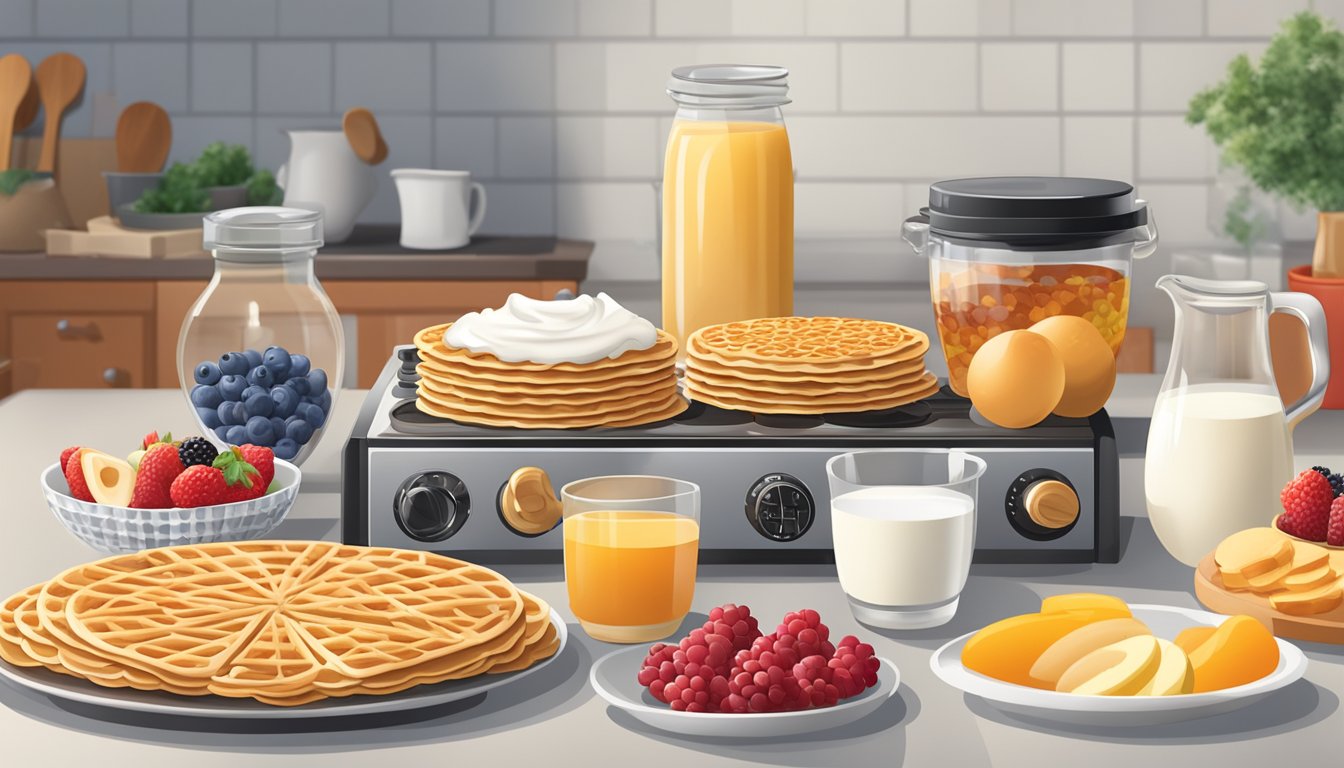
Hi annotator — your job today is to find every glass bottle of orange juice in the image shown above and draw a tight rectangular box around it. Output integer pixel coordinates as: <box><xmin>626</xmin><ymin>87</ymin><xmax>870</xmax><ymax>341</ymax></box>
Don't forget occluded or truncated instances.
<box><xmin>662</xmin><ymin>65</ymin><xmax>794</xmax><ymax>357</ymax></box>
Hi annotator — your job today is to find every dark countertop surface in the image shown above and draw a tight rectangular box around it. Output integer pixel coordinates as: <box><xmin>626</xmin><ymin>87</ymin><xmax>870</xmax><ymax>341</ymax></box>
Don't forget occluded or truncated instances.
<box><xmin>0</xmin><ymin>226</ymin><xmax>592</xmax><ymax>281</ymax></box>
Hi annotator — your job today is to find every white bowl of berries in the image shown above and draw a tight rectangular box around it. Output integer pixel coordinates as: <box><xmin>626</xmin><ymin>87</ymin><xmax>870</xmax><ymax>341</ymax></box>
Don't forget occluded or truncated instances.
<box><xmin>41</xmin><ymin>433</ymin><xmax>301</xmax><ymax>555</ymax></box>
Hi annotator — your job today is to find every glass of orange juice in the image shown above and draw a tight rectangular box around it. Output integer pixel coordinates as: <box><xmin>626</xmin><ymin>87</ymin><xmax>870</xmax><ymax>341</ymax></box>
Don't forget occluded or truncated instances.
<box><xmin>561</xmin><ymin>475</ymin><xmax>700</xmax><ymax>643</ymax></box>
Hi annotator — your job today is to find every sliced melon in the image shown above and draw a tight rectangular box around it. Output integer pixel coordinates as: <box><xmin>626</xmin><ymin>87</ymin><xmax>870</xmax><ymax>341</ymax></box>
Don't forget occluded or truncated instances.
<box><xmin>80</xmin><ymin>449</ymin><xmax>134</xmax><ymax>507</ymax></box>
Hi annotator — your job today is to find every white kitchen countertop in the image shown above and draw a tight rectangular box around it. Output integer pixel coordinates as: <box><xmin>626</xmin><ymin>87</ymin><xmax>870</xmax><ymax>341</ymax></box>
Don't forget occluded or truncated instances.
<box><xmin>0</xmin><ymin>387</ymin><xmax>1341</xmax><ymax>767</ymax></box>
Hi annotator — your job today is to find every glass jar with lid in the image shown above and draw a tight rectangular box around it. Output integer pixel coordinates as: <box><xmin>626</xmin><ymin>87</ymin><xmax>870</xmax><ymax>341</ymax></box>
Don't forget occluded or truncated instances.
<box><xmin>662</xmin><ymin>64</ymin><xmax>794</xmax><ymax>357</ymax></box>
<box><xmin>178</xmin><ymin>207</ymin><xmax>344</xmax><ymax>465</ymax></box>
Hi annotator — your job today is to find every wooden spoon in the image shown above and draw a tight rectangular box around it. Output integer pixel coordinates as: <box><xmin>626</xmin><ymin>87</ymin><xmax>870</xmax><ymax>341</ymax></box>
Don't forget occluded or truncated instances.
<box><xmin>0</xmin><ymin>54</ymin><xmax>32</xmax><ymax>171</ymax></box>
<box><xmin>14</xmin><ymin>66</ymin><xmax>39</xmax><ymax>134</ymax></box>
<box><xmin>115</xmin><ymin>101</ymin><xmax>171</xmax><ymax>173</ymax></box>
<box><xmin>35</xmin><ymin>52</ymin><xmax>86</xmax><ymax>173</ymax></box>
<box><xmin>342</xmin><ymin>107</ymin><xmax>388</xmax><ymax>164</ymax></box>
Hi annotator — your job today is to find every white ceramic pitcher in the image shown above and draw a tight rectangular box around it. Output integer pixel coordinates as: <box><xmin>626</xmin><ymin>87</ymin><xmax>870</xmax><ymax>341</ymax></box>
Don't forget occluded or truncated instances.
<box><xmin>277</xmin><ymin>130</ymin><xmax>375</xmax><ymax>243</ymax></box>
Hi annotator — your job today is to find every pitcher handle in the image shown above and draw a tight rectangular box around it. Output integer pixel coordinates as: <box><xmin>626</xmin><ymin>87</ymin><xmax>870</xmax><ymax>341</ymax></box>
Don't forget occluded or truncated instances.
<box><xmin>1271</xmin><ymin>291</ymin><xmax>1331</xmax><ymax>428</ymax></box>
<box><xmin>902</xmin><ymin>214</ymin><xmax>930</xmax><ymax>256</ymax></box>
<box><xmin>1133</xmin><ymin>198</ymin><xmax>1159</xmax><ymax>259</ymax></box>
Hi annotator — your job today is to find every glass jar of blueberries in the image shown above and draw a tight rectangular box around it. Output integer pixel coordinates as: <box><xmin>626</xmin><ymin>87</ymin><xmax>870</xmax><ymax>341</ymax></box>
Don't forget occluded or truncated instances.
<box><xmin>178</xmin><ymin>207</ymin><xmax>344</xmax><ymax>465</ymax></box>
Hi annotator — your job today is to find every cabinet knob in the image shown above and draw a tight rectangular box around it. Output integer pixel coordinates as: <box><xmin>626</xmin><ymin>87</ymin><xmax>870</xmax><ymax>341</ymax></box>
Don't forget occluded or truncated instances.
<box><xmin>553</xmin><ymin>288</ymin><xmax>575</xmax><ymax>300</ymax></box>
<box><xmin>56</xmin><ymin>319</ymin><xmax>100</xmax><ymax>340</ymax></box>
<box><xmin>55</xmin><ymin>319</ymin><xmax>69</xmax><ymax>333</ymax></box>
<box><xmin>103</xmin><ymin>367</ymin><xmax>122</xmax><ymax>386</ymax></box>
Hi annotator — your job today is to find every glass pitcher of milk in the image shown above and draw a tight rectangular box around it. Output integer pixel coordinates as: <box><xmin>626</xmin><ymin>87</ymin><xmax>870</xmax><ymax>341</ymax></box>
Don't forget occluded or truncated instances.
<box><xmin>1145</xmin><ymin>275</ymin><xmax>1330</xmax><ymax>565</ymax></box>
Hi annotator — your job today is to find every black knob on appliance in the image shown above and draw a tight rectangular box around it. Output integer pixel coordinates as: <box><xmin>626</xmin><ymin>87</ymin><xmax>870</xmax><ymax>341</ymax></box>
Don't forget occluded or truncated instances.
<box><xmin>394</xmin><ymin>472</ymin><xmax>470</xmax><ymax>542</ymax></box>
<box><xmin>745</xmin><ymin>473</ymin><xmax>815</xmax><ymax>542</ymax></box>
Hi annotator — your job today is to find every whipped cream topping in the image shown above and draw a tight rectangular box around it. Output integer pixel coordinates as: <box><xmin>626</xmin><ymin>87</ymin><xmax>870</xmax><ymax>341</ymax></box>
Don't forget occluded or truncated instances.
<box><xmin>443</xmin><ymin>292</ymin><xmax>658</xmax><ymax>364</ymax></box>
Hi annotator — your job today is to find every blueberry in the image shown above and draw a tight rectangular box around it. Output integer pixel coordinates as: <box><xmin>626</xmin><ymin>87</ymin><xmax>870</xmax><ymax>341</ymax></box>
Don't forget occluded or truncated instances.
<box><xmin>263</xmin><ymin>346</ymin><xmax>291</xmax><ymax>376</ymax></box>
<box><xmin>273</xmin><ymin>438</ymin><xmax>299</xmax><ymax>461</ymax></box>
<box><xmin>288</xmin><ymin>354</ymin><xmax>311</xmax><ymax>378</ymax></box>
<box><xmin>244</xmin><ymin>391</ymin><xmax>274</xmax><ymax>417</ymax></box>
<box><xmin>193</xmin><ymin>361</ymin><xmax>222</xmax><ymax>386</ymax></box>
<box><xmin>241</xmin><ymin>384</ymin><xmax>266</xmax><ymax>402</ymax></box>
<box><xmin>284</xmin><ymin>377</ymin><xmax>311</xmax><ymax>397</ymax></box>
<box><xmin>225</xmin><ymin>425</ymin><xmax>247</xmax><ymax>445</ymax></box>
<box><xmin>243</xmin><ymin>349</ymin><xmax>263</xmax><ymax>368</ymax></box>
<box><xmin>306</xmin><ymin>369</ymin><xmax>328</xmax><ymax>395</ymax></box>
<box><xmin>297</xmin><ymin>402</ymin><xmax>326</xmax><ymax>429</ymax></box>
<box><xmin>217</xmin><ymin>402</ymin><xmax>238</xmax><ymax>426</ymax></box>
<box><xmin>245</xmin><ymin>415</ymin><xmax>274</xmax><ymax>444</ymax></box>
<box><xmin>197</xmin><ymin>406</ymin><xmax>223</xmax><ymax>430</ymax></box>
<box><xmin>214</xmin><ymin>425</ymin><xmax>232</xmax><ymax>442</ymax></box>
<box><xmin>314</xmin><ymin>388</ymin><xmax>332</xmax><ymax>413</ymax></box>
<box><xmin>247</xmin><ymin>365</ymin><xmax>274</xmax><ymax>388</ymax></box>
<box><xmin>270</xmin><ymin>386</ymin><xmax>298</xmax><ymax>418</ymax></box>
<box><xmin>190</xmin><ymin>384</ymin><xmax>222</xmax><ymax>409</ymax></box>
<box><xmin>218</xmin><ymin>352</ymin><xmax>250</xmax><ymax>376</ymax></box>
<box><xmin>218</xmin><ymin>374</ymin><xmax>247</xmax><ymax>401</ymax></box>
<box><xmin>285</xmin><ymin>418</ymin><xmax>314</xmax><ymax>445</ymax></box>
<box><xmin>269</xmin><ymin>416</ymin><xmax>287</xmax><ymax>438</ymax></box>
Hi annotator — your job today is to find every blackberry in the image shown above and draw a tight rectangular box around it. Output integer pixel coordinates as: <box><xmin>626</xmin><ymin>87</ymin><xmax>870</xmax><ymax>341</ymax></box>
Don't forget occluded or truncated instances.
<box><xmin>1311</xmin><ymin>466</ymin><xmax>1344</xmax><ymax>498</ymax></box>
<box><xmin>178</xmin><ymin>436</ymin><xmax>219</xmax><ymax>468</ymax></box>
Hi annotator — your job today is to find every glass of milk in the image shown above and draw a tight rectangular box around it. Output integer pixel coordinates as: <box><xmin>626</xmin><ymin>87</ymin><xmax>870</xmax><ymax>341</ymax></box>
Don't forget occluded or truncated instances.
<box><xmin>826</xmin><ymin>450</ymin><xmax>987</xmax><ymax>630</ymax></box>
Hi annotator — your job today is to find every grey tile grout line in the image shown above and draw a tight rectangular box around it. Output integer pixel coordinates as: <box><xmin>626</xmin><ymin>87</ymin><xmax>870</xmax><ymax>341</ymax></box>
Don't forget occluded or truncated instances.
<box><xmin>1057</xmin><ymin>41</ymin><xmax>1064</xmax><ymax>174</ymax></box>
<box><xmin>1133</xmin><ymin>37</ymin><xmax>1141</xmax><ymax>190</ymax></box>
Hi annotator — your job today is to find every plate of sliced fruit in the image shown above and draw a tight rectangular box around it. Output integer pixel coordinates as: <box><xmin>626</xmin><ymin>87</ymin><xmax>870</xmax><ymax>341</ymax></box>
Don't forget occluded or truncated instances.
<box><xmin>590</xmin><ymin>604</ymin><xmax>899</xmax><ymax>738</ymax></box>
<box><xmin>930</xmin><ymin>594</ymin><xmax>1307</xmax><ymax>727</ymax></box>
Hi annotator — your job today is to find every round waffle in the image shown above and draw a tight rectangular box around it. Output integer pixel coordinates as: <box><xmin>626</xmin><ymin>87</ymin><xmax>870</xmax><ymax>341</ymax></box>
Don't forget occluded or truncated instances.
<box><xmin>415</xmin><ymin>324</ymin><xmax>678</xmax><ymax>373</ymax></box>
<box><xmin>416</xmin><ymin>388</ymin><xmax>688</xmax><ymax>429</ymax></box>
<box><xmin>685</xmin><ymin>373</ymin><xmax>941</xmax><ymax>414</ymax></box>
<box><xmin>684</xmin><ymin>363</ymin><xmax>930</xmax><ymax>397</ymax></box>
<box><xmin>688</xmin><ymin>317</ymin><xmax>929</xmax><ymax>367</ymax></box>
<box><xmin>0</xmin><ymin>541</ymin><xmax>559</xmax><ymax>706</ymax></box>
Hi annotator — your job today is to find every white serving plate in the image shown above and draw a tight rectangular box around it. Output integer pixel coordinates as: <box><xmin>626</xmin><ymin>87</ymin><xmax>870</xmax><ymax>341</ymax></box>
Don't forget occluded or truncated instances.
<box><xmin>0</xmin><ymin>610</ymin><xmax>566</xmax><ymax>720</ymax></box>
<box><xmin>590</xmin><ymin>645</ymin><xmax>899</xmax><ymax>738</ymax></box>
<box><xmin>930</xmin><ymin>604</ymin><xmax>1308</xmax><ymax>727</ymax></box>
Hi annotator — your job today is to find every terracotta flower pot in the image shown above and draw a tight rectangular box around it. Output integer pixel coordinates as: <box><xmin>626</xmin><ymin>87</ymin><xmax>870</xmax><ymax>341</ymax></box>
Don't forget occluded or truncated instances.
<box><xmin>1287</xmin><ymin>264</ymin><xmax>1344</xmax><ymax>409</ymax></box>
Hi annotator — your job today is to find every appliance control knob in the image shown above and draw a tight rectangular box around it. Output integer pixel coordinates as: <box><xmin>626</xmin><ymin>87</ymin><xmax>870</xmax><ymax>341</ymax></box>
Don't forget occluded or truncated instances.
<box><xmin>496</xmin><ymin>466</ymin><xmax>562</xmax><ymax>537</ymax></box>
<box><xmin>394</xmin><ymin>472</ymin><xmax>470</xmax><ymax>542</ymax></box>
<box><xmin>745</xmin><ymin>473</ymin><xmax>815</xmax><ymax>542</ymax></box>
<box><xmin>1006</xmin><ymin>470</ymin><xmax>1079</xmax><ymax>540</ymax></box>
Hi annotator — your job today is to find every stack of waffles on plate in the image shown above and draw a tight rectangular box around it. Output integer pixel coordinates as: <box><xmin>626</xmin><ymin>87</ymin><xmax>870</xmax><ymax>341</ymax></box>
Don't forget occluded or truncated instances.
<box><xmin>0</xmin><ymin>541</ymin><xmax>559</xmax><ymax>706</ymax></box>
<box><xmin>414</xmin><ymin>293</ymin><xmax>686</xmax><ymax>429</ymax></box>
<box><xmin>683</xmin><ymin>316</ymin><xmax>939</xmax><ymax>414</ymax></box>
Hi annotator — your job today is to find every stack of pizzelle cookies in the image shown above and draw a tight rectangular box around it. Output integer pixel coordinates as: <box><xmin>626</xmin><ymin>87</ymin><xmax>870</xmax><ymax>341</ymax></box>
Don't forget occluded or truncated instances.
<box><xmin>683</xmin><ymin>317</ymin><xmax>939</xmax><ymax>414</ymax></box>
<box><xmin>414</xmin><ymin>323</ymin><xmax>686</xmax><ymax>429</ymax></box>
<box><xmin>1213</xmin><ymin>527</ymin><xmax>1344</xmax><ymax>616</ymax></box>
<box><xmin>0</xmin><ymin>541</ymin><xmax>559</xmax><ymax>706</ymax></box>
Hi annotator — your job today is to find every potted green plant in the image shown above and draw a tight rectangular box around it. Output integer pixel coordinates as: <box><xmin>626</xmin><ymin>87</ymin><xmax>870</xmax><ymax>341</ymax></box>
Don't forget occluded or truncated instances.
<box><xmin>1188</xmin><ymin>10</ymin><xmax>1344</xmax><ymax>409</ymax></box>
<box><xmin>123</xmin><ymin>144</ymin><xmax>283</xmax><ymax>230</ymax></box>
<box><xmin>194</xmin><ymin>141</ymin><xmax>253</xmax><ymax>209</ymax></box>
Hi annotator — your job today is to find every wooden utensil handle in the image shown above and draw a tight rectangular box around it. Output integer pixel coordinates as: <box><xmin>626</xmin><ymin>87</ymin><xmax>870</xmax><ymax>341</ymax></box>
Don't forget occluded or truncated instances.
<box><xmin>37</xmin><ymin>113</ymin><xmax>59</xmax><ymax>172</ymax></box>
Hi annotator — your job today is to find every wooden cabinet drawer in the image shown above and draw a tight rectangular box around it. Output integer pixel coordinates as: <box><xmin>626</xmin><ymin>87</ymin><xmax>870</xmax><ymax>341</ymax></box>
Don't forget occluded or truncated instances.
<box><xmin>9</xmin><ymin>312</ymin><xmax>149</xmax><ymax>389</ymax></box>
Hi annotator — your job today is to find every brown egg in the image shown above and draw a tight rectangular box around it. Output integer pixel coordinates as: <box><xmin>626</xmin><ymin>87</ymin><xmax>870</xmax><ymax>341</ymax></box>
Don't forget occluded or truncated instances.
<box><xmin>966</xmin><ymin>330</ymin><xmax>1065</xmax><ymax>429</ymax></box>
<box><xmin>1031</xmin><ymin>315</ymin><xmax>1117</xmax><ymax>418</ymax></box>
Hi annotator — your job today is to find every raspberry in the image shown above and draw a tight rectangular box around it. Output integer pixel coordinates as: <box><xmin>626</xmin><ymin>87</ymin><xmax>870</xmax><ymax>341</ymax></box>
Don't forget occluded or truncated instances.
<box><xmin>703</xmin><ymin>603</ymin><xmax>762</xmax><ymax>653</ymax></box>
<box><xmin>830</xmin><ymin>635</ymin><xmax>881</xmax><ymax>697</ymax></box>
<box><xmin>793</xmin><ymin>654</ymin><xmax>840</xmax><ymax>708</ymax></box>
<box><xmin>1329</xmin><ymin>497</ymin><xmax>1344</xmax><ymax>547</ymax></box>
<box><xmin>1279</xmin><ymin>470</ymin><xmax>1334</xmax><ymax>542</ymax></box>
<box><xmin>776</xmin><ymin>609</ymin><xmax>836</xmax><ymax>659</ymax></box>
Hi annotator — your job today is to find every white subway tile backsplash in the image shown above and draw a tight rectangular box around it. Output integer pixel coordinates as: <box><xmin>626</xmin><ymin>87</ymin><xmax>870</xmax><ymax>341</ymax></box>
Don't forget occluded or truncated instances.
<box><xmin>696</xmin><ymin>42</ymin><xmax>837</xmax><ymax>112</ymax></box>
<box><xmin>7</xmin><ymin>42</ymin><xmax>112</xmax><ymax>138</ymax></box>
<box><xmin>841</xmin><ymin>43</ymin><xmax>977</xmax><ymax>112</ymax></box>
<box><xmin>335</xmin><ymin>42</ymin><xmax>431</xmax><ymax>112</ymax></box>
<box><xmin>909</xmin><ymin>0</ymin><xmax>1009</xmax><ymax>37</ymax></box>
<box><xmin>436</xmin><ymin>42</ymin><xmax>553</xmax><ymax>111</ymax></box>
<box><xmin>496</xmin><ymin>0</ymin><xmax>577</xmax><ymax>37</ymax></box>
<box><xmin>980</xmin><ymin>43</ymin><xmax>1057</xmax><ymax>111</ymax></box>
<box><xmin>732</xmin><ymin>0</ymin><xmax>806</xmax><ymax>36</ymax></box>
<box><xmin>557</xmin><ymin>116</ymin><xmax>658</xmax><ymax>178</ymax></box>
<box><xmin>554</xmin><ymin>42</ymin><xmax>607</xmax><ymax>111</ymax></box>
<box><xmin>498</xmin><ymin>116</ymin><xmax>554</xmax><ymax>178</ymax></box>
<box><xmin>254</xmin><ymin>115</ymin><xmax>329</xmax><ymax>171</ymax></box>
<box><xmin>558</xmin><ymin>182</ymin><xmax>655</xmax><ymax>239</ymax></box>
<box><xmin>1206</xmin><ymin>0</ymin><xmax>1307</xmax><ymax>37</ymax></box>
<box><xmin>795</xmin><ymin>182</ymin><xmax>904</xmax><ymax>236</ymax></box>
<box><xmin>809</xmin><ymin>0</ymin><xmax>907</xmax><ymax>36</ymax></box>
<box><xmin>655</xmin><ymin>0</ymin><xmax>730</xmax><ymax>37</ymax></box>
<box><xmin>434</xmin><ymin>116</ymin><xmax>496</xmax><ymax>177</ymax></box>
<box><xmin>130</xmin><ymin>0</ymin><xmax>187</xmax><ymax>37</ymax></box>
<box><xmin>1139</xmin><ymin>42</ymin><xmax>1264</xmax><ymax>112</ymax></box>
<box><xmin>360</xmin><ymin>115</ymin><xmax>434</xmax><ymax>222</ymax></box>
<box><xmin>257</xmin><ymin>43</ymin><xmax>331</xmax><ymax>114</ymax></box>
<box><xmin>279</xmin><ymin>0</ymin><xmax>390</xmax><ymax>37</ymax></box>
<box><xmin>482</xmin><ymin>182</ymin><xmax>556</xmax><ymax>234</ymax></box>
<box><xmin>578</xmin><ymin>0</ymin><xmax>651</xmax><ymax>36</ymax></box>
<box><xmin>1138</xmin><ymin>116</ymin><xmax>1215</xmax><ymax>179</ymax></box>
<box><xmin>191</xmin><ymin>43</ymin><xmax>253</xmax><ymax>113</ymax></box>
<box><xmin>167</xmin><ymin>116</ymin><xmax>253</xmax><ymax>166</ymax></box>
<box><xmin>113</xmin><ymin>43</ymin><xmax>188</xmax><ymax>113</ymax></box>
<box><xmin>1138</xmin><ymin>183</ymin><xmax>1212</xmax><ymax>244</ymax></box>
<box><xmin>1133</xmin><ymin>0</ymin><xmax>1203</xmax><ymax>38</ymax></box>
<box><xmin>1062</xmin><ymin>43</ymin><xmax>1134</xmax><ymax>111</ymax></box>
<box><xmin>0</xmin><ymin>1</ymin><xmax>33</xmax><ymax>37</ymax></box>
<box><xmin>1013</xmin><ymin>0</ymin><xmax>1134</xmax><ymax>37</ymax></box>
<box><xmin>788</xmin><ymin>116</ymin><xmax>1060</xmax><ymax>177</ymax></box>
<box><xmin>391</xmin><ymin>0</ymin><xmax>490</xmax><ymax>37</ymax></box>
<box><xmin>192</xmin><ymin>0</ymin><xmax>276</xmax><ymax>37</ymax></box>
<box><xmin>36</xmin><ymin>0</ymin><xmax>129</xmax><ymax>37</ymax></box>
<box><xmin>1063</xmin><ymin>116</ymin><xmax>1133</xmax><ymax>181</ymax></box>
<box><xmin>603</xmin><ymin>42</ymin><xmax>698</xmax><ymax>111</ymax></box>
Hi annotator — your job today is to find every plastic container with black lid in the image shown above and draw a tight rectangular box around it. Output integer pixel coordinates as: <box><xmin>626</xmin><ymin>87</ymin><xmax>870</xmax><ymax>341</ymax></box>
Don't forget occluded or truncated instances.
<box><xmin>903</xmin><ymin>177</ymin><xmax>1159</xmax><ymax>397</ymax></box>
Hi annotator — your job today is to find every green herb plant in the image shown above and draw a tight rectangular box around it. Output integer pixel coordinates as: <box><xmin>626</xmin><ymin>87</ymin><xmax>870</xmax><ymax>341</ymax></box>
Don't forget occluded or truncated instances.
<box><xmin>133</xmin><ymin>162</ymin><xmax>210</xmax><ymax>213</ymax></box>
<box><xmin>132</xmin><ymin>142</ymin><xmax>282</xmax><ymax>213</ymax></box>
<box><xmin>246</xmin><ymin>168</ymin><xmax>282</xmax><ymax>206</ymax></box>
<box><xmin>0</xmin><ymin>169</ymin><xmax>39</xmax><ymax>196</ymax></box>
<box><xmin>1188</xmin><ymin>11</ymin><xmax>1344</xmax><ymax>213</ymax></box>
<box><xmin>194</xmin><ymin>142</ymin><xmax>254</xmax><ymax>188</ymax></box>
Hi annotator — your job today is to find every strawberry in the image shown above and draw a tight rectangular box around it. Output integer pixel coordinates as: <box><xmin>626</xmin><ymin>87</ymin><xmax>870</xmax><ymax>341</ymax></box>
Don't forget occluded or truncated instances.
<box><xmin>238</xmin><ymin>444</ymin><xmax>275</xmax><ymax>489</ymax></box>
<box><xmin>1278</xmin><ymin>469</ymin><xmax>1334</xmax><ymax>542</ymax></box>
<box><xmin>141</xmin><ymin>431</ymin><xmax>172</xmax><ymax>450</ymax></box>
<box><xmin>129</xmin><ymin>443</ymin><xmax>185</xmax><ymax>509</ymax></box>
<box><xmin>63</xmin><ymin>449</ymin><xmax>94</xmax><ymax>502</ymax></box>
<box><xmin>169</xmin><ymin>465</ymin><xmax>227</xmax><ymax>508</ymax></box>
<box><xmin>214</xmin><ymin>446</ymin><xmax>264</xmax><ymax>503</ymax></box>
<box><xmin>59</xmin><ymin>446</ymin><xmax>80</xmax><ymax>469</ymax></box>
<box><xmin>1329</xmin><ymin>497</ymin><xmax>1344</xmax><ymax>547</ymax></box>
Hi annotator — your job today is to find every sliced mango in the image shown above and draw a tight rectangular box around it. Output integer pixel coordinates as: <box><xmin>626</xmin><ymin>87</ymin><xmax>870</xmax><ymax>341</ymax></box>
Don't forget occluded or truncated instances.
<box><xmin>1028</xmin><ymin>617</ymin><xmax>1151</xmax><ymax>689</ymax></box>
<box><xmin>1269</xmin><ymin>579</ymin><xmax>1343</xmax><ymax>617</ymax></box>
<box><xmin>1039</xmin><ymin>593</ymin><xmax>1131</xmax><ymax>618</ymax></box>
<box><xmin>1136</xmin><ymin>638</ymin><xmax>1194</xmax><ymax>696</ymax></box>
<box><xmin>1187</xmin><ymin>615</ymin><xmax>1280</xmax><ymax>692</ymax></box>
<box><xmin>1056</xmin><ymin>635</ymin><xmax>1161</xmax><ymax>696</ymax></box>
<box><xmin>1286</xmin><ymin>540</ymin><xmax>1330</xmax><ymax>575</ymax></box>
<box><xmin>962</xmin><ymin>612</ymin><xmax>1115</xmax><ymax>688</ymax></box>
<box><xmin>1215</xmin><ymin>528</ymin><xmax>1292</xmax><ymax>582</ymax></box>
<box><xmin>1278</xmin><ymin>564</ymin><xmax>1337</xmax><ymax>593</ymax></box>
<box><xmin>1174</xmin><ymin>625</ymin><xmax>1216</xmax><ymax>655</ymax></box>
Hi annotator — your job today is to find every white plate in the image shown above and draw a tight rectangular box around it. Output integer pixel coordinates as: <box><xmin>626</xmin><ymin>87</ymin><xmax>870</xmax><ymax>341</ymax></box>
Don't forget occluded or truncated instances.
<box><xmin>0</xmin><ymin>610</ymin><xmax>566</xmax><ymax>720</ymax></box>
<box><xmin>590</xmin><ymin>645</ymin><xmax>899</xmax><ymax>738</ymax></box>
<box><xmin>930</xmin><ymin>604</ymin><xmax>1308</xmax><ymax>727</ymax></box>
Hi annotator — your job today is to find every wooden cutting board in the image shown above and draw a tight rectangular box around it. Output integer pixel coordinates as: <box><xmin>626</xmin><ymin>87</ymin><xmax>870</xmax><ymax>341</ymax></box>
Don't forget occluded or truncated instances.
<box><xmin>1194</xmin><ymin>550</ymin><xmax>1344</xmax><ymax>644</ymax></box>
<box><xmin>46</xmin><ymin>215</ymin><xmax>204</xmax><ymax>259</ymax></box>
